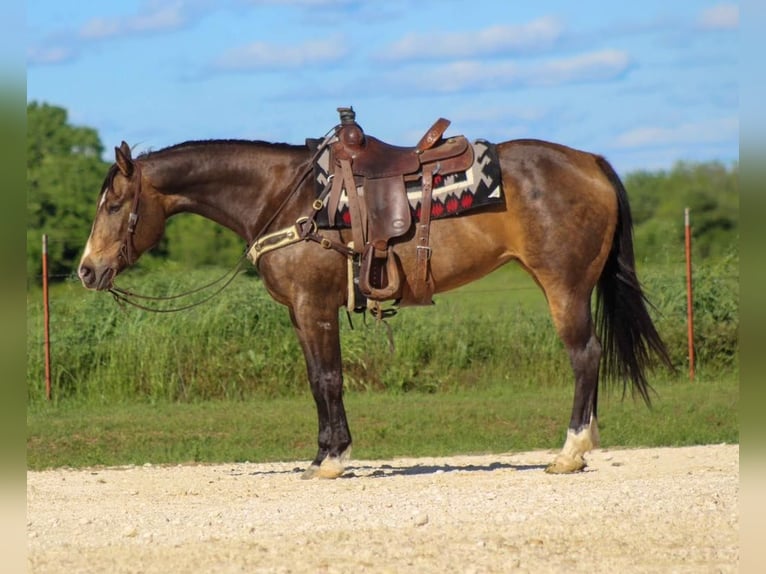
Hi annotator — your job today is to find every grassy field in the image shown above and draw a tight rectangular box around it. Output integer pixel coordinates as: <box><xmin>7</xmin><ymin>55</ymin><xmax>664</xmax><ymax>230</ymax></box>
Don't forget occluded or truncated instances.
<box><xmin>27</xmin><ymin>263</ymin><xmax>558</xmax><ymax>404</ymax></box>
<box><xmin>27</xmin><ymin>375</ymin><xmax>738</xmax><ymax>470</ymax></box>
<box><xmin>27</xmin><ymin>258</ymin><xmax>738</xmax><ymax>470</ymax></box>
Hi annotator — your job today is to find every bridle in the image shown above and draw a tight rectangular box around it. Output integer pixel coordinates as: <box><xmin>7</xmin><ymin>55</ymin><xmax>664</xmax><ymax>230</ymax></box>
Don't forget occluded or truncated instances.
<box><xmin>105</xmin><ymin>159</ymin><xmax>250</xmax><ymax>312</ymax></box>
<box><xmin>118</xmin><ymin>161</ymin><xmax>143</xmax><ymax>268</ymax></box>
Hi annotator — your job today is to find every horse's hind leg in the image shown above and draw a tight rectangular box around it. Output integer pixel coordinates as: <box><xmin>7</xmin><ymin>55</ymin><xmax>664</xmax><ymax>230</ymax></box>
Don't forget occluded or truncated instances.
<box><xmin>543</xmin><ymin>287</ymin><xmax>602</xmax><ymax>474</ymax></box>
<box><xmin>288</xmin><ymin>305</ymin><xmax>352</xmax><ymax>479</ymax></box>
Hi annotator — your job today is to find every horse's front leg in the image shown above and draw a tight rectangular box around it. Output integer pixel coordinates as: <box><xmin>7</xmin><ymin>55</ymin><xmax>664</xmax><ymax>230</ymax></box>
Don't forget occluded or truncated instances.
<box><xmin>289</xmin><ymin>305</ymin><xmax>352</xmax><ymax>479</ymax></box>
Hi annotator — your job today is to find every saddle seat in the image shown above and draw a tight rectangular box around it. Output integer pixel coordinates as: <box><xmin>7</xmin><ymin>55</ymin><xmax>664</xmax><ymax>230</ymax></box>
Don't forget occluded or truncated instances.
<box><xmin>327</xmin><ymin>107</ymin><xmax>474</xmax><ymax>306</ymax></box>
<box><xmin>347</xmin><ymin>127</ymin><xmax>471</xmax><ymax>180</ymax></box>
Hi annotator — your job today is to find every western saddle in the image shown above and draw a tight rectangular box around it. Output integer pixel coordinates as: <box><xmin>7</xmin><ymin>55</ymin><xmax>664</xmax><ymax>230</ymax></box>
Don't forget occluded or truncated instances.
<box><xmin>327</xmin><ymin>107</ymin><xmax>474</xmax><ymax>306</ymax></box>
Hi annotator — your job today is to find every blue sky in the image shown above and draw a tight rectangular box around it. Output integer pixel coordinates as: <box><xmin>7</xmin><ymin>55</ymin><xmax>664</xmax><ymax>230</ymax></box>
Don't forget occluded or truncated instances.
<box><xmin>27</xmin><ymin>1</ymin><xmax>738</xmax><ymax>174</ymax></box>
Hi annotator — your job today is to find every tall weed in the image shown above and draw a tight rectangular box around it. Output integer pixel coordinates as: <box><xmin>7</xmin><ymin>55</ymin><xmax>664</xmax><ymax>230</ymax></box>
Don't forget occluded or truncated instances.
<box><xmin>27</xmin><ymin>259</ymin><xmax>737</xmax><ymax>406</ymax></box>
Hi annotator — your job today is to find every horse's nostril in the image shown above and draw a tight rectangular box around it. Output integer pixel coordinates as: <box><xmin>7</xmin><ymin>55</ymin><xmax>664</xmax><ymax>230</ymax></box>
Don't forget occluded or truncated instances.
<box><xmin>78</xmin><ymin>265</ymin><xmax>94</xmax><ymax>285</ymax></box>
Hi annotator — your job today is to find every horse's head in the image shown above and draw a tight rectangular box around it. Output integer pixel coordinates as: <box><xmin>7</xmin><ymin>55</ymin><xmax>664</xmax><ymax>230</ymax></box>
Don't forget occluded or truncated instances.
<box><xmin>78</xmin><ymin>142</ymin><xmax>167</xmax><ymax>290</ymax></box>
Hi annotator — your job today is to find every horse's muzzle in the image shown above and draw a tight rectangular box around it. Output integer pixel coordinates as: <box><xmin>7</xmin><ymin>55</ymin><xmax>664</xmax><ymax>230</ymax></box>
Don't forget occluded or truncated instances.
<box><xmin>78</xmin><ymin>263</ymin><xmax>115</xmax><ymax>291</ymax></box>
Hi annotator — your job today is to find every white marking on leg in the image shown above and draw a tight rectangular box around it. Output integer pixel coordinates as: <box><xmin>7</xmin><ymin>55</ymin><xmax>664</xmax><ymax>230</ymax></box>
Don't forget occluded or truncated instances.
<box><xmin>561</xmin><ymin>414</ymin><xmax>599</xmax><ymax>460</ymax></box>
<box><xmin>546</xmin><ymin>415</ymin><xmax>599</xmax><ymax>474</ymax></box>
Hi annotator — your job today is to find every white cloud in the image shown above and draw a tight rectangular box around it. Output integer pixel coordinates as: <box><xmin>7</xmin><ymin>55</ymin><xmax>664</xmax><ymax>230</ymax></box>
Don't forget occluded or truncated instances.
<box><xmin>614</xmin><ymin>116</ymin><xmax>739</xmax><ymax>149</ymax></box>
<box><xmin>212</xmin><ymin>36</ymin><xmax>348</xmax><ymax>71</ymax></box>
<box><xmin>29</xmin><ymin>1</ymin><xmax>357</xmax><ymax>70</ymax></box>
<box><xmin>387</xmin><ymin>49</ymin><xmax>630</xmax><ymax>94</ymax></box>
<box><xmin>245</xmin><ymin>0</ymin><xmax>357</xmax><ymax>5</ymax></box>
<box><xmin>697</xmin><ymin>4</ymin><xmax>738</xmax><ymax>30</ymax></box>
<box><xmin>27</xmin><ymin>45</ymin><xmax>78</xmax><ymax>66</ymax></box>
<box><xmin>29</xmin><ymin>1</ymin><xmax>210</xmax><ymax>66</ymax></box>
<box><xmin>379</xmin><ymin>16</ymin><xmax>564</xmax><ymax>61</ymax></box>
<box><xmin>78</xmin><ymin>1</ymin><xmax>191</xmax><ymax>40</ymax></box>
<box><xmin>530</xmin><ymin>50</ymin><xmax>630</xmax><ymax>86</ymax></box>
<box><xmin>129</xmin><ymin>3</ymin><xmax>189</xmax><ymax>33</ymax></box>
<box><xmin>78</xmin><ymin>18</ymin><xmax>122</xmax><ymax>40</ymax></box>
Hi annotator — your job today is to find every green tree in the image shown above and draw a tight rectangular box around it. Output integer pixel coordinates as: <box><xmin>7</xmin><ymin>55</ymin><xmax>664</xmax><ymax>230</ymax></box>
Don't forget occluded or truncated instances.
<box><xmin>27</xmin><ymin>102</ymin><xmax>109</xmax><ymax>281</ymax></box>
<box><xmin>625</xmin><ymin>161</ymin><xmax>738</xmax><ymax>263</ymax></box>
<box><xmin>163</xmin><ymin>215</ymin><xmax>245</xmax><ymax>267</ymax></box>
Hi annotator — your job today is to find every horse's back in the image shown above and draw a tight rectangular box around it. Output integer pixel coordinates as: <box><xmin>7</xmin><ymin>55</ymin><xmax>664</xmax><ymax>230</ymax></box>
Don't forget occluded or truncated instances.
<box><xmin>497</xmin><ymin>138</ymin><xmax>617</xmax><ymax>197</ymax></box>
<box><xmin>260</xmin><ymin>137</ymin><xmax>622</xmax><ymax>306</ymax></box>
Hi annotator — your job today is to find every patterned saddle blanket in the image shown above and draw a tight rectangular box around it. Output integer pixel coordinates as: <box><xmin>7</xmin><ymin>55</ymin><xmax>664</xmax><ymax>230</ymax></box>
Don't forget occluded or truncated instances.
<box><xmin>313</xmin><ymin>140</ymin><xmax>505</xmax><ymax>229</ymax></box>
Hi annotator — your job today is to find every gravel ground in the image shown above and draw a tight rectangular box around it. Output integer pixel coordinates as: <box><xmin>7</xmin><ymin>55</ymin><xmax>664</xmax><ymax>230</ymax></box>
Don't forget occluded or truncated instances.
<box><xmin>27</xmin><ymin>444</ymin><xmax>738</xmax><ymax>573</ymax></box>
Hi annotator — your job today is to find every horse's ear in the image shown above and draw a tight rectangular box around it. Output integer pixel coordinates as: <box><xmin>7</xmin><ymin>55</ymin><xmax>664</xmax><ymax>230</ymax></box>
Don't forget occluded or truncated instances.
<box><xmin>115</xmin><ymin>141</ymin><xmax>134</xmax><ymax>177</ymax></box>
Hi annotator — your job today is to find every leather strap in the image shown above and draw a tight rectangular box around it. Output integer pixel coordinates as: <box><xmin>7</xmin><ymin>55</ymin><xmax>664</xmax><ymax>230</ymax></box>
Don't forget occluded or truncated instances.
<box><xmin>326</xmin><ymin>167</ymin><xmax>345</xmax><ymax>226</ymax></box>
<box><xmin>416</xmin><ymin>118</ymin><xmax>450</xmax><ymax>153</ymax></box>
<box><xmin>340</xmin><ymin>159</ymin><xmax>366</xmax><ymax>253</ymax></box>
<box><xmin>412</xmin><ymin>164</ymin><xmax>435</xmax><ymax>304</ymax></box>
<box><xmin>120</xmin><ymin>161</ymin><xmax>143</xmax><ymax>267</ymax></box>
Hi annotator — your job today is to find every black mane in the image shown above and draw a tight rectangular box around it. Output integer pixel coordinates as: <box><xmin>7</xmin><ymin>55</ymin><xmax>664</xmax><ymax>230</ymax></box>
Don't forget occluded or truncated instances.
<box><xmin>137</xmin><ymin>139</ymin><xmax>307</xmax><ymax>159</ymax></box>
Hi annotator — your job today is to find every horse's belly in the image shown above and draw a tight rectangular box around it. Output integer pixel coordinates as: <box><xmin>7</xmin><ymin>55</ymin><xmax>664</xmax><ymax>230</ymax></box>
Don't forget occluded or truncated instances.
<box><xmin>393</xmin><ymin>212</ymin><xmax>520</xmax><ymax>295</ymax></box>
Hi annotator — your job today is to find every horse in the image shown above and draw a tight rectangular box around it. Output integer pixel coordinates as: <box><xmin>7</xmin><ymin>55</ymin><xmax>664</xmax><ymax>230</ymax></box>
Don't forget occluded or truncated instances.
<box><xmin>78</xmin><ymin>124</ymin><xmax>672</xmax><ymax>479</ymax></box>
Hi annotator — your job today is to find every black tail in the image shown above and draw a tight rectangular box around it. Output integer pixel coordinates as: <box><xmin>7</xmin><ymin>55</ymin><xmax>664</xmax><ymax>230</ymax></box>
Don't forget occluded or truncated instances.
<box><xmin>594</xmin><ymin>157</ymin><xmax>674</xmax><ymax>405</ymax></box>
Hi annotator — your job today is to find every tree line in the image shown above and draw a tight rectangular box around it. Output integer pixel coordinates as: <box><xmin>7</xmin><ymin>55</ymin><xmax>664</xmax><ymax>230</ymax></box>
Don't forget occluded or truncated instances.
<box><xmin>26</xmin><ymin>102</ymin><xmax>738</xmax><ymax>282</ymax></box>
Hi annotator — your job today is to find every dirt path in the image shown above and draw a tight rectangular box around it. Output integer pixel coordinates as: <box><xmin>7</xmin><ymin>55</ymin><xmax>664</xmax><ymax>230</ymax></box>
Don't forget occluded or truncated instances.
<box><xmin>27</xmin><ymin>444</ymin><xmax>738</xmax><ymax>573</ymax></box>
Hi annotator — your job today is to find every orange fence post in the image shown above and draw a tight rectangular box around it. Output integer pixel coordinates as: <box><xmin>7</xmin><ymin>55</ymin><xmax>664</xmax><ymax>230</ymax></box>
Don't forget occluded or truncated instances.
<box><xmin>684</xmin><ymin>208</ymin><xmax>695</xmax><ymax>381</ymax></box>
<box><xmin>42</xmin><ymin>234</ymin><xmax>52</xmax><ymax>400</ymax></box>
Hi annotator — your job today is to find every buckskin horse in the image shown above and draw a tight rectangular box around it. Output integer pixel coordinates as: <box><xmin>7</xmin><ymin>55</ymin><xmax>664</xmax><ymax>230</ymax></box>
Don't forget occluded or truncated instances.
<box><xmin>78</xmin><ymin>110</ymin><xmax>672</xmax><ymax>478</ymax></box>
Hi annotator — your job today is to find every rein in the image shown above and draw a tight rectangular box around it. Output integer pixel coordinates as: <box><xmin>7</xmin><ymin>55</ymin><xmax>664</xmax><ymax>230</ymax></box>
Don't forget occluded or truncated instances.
<box><xmin>108</xmin><ymin>257</ymin><xmax>247</xmax><ymax>312</ymax></box>
<box><xmin>247</xmin><ymin>130</ymin><xmax>354</xmax><ymax>265</ymax></box>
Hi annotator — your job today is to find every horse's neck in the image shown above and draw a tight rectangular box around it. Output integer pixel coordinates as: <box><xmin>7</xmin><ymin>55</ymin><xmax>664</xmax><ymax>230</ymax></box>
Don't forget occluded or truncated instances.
<box><xmin>146</xmin><ymin>143</ymin><xmax>311</xmax><ymax>243</ymax></box>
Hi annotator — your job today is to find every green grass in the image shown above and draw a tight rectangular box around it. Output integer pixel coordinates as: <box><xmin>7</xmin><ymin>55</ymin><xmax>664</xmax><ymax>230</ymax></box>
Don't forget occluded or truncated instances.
<box><xmin>27</xmin><ymin>375</ymin><xmax>738</xmax><ymax>470</ymax></box>
<box><xmin>26</xmin><ymin>264</ymin><xmax>562</xmax><ymax>404</ymax></box>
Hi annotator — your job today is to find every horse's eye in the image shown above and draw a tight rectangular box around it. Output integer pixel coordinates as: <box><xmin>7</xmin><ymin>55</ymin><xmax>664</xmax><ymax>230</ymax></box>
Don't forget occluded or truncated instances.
<box><xmin>107</xmin><ymin>203</ymin><xmax>122</xmax><ymax>215</ymax></box>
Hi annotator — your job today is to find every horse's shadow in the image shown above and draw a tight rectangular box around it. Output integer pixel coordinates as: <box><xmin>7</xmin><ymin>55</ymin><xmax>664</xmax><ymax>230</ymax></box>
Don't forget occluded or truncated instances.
<box><xmin>237</xmin><ymin>461</ymin><xmax>547</xmax><ymax>478</ymax></box>
<box><xmin>343</xmin><ymin>461</ymin><xmax>547</xmax><ymax>478</ymax></box>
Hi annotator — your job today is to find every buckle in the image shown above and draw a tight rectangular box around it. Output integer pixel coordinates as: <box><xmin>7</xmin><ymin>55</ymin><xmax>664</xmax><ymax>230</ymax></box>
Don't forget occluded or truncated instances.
<box><xmin>295</xmin><ymin>216</ymin><xmax>318</xmax><ymax>236</ymax></box>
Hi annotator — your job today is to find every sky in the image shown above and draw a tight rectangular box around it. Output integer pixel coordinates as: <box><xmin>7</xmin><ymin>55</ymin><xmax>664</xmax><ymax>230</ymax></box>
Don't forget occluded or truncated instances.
<box><xmin>27</xmin><ymin>1</ymin><xmax>739</xmax><ymax>175</ymax></box>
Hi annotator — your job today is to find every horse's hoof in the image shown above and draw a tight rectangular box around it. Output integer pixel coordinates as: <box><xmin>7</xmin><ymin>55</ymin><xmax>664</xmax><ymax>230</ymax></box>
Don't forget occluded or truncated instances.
<box><xmin>301</xmin><ymin>464</ymin><xmax>321</xmax><ymax>480</ymax></box>
<box><xmin>300</xmin><ymin>447</ymin><xmax>351</xmax><ymax>480</ymax></box>
<box><xmin>545</xmin><ymin>454</ymin><xmax>587</xmax><ymax>474</ymax></box>
<box><xmin>300</xmin><ymin>458</ymin><xmax>345</xmax><ymax>479</ymax></box>
<box><xmin>316</xmin><ymin>456</ymin><xmax>345</xmax><ymax>479</ymax></box>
